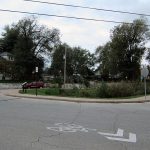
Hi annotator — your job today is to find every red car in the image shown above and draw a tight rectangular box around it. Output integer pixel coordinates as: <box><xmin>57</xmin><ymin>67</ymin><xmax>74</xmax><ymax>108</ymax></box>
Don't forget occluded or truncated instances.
<box><xmin>22</xmin><ymin>81</ymin><xmax>44</xmax><ymax>89</ymax></box>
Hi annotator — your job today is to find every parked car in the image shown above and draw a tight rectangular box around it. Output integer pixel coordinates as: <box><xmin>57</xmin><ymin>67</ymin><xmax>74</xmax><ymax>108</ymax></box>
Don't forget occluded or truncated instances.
<box><xmin>22</xmin><ymin>81</ymin><xmax>44</xmax><ymax>89</ymax></box>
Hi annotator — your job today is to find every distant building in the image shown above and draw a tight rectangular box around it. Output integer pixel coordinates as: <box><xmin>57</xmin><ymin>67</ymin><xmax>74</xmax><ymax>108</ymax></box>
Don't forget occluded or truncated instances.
<box><xmin>0</xmin><ymin>52</ymin><xmax>14</xmax><ymax>80</ymax></box>
<box><xmin>0</xmin><ymin>52</ymin><xmax>14</xmax><ymax>61</ymax></box>
<box><xmin>94</xmin><ymin>69</ymin><xmax>101</xmax><ymax>76</ymax></box>
<box><xmin>42</xmin><ymin>74</ymin><xmax>54</xmax><ymax>81</ymax></box>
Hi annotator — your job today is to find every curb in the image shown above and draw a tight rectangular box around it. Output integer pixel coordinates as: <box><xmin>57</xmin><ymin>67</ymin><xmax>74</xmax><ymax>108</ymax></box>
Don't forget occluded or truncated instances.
<box><xmin>5</xmin><ymin>93</ymin><xmax>150</xmax><ymax>104</ymax></box>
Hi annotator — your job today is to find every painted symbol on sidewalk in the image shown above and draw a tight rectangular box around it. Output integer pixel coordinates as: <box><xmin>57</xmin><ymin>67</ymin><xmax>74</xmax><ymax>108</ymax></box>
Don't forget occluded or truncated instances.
<box><xmin>47</xmin><ymin>123</ymin><xmax>97</xmax><ymax>133</ymax></box>
<box><xmin>98</xmin><ymin>128</ymin><xmax>136</xmax><ymax>143</ymax></box>
<box><xmin>47</xmin><ymin>123</ymin><xmax>137</xmax><ymax>143</ymax></box>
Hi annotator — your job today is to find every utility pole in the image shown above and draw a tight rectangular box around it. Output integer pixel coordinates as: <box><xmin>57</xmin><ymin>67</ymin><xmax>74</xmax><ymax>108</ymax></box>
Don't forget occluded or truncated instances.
<box><xmin>64</xmin><ymin>46</ymin><xmax>67</xmax><ymax>86</ymax></box>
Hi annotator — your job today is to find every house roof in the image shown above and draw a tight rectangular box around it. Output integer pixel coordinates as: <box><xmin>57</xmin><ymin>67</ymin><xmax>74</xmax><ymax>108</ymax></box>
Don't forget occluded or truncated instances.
<box><xmin>0</xmin><ymin>52</ymin><xmax>13</xmax><ymax>57</ymax></box>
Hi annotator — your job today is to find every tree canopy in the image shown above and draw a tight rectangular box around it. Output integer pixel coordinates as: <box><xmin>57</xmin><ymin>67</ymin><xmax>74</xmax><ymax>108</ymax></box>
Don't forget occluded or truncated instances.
<box><xmin>0</xmin><ymin>16</ymin><xmax>150</xmax><ymax>82</ymax></box>
<box><xmin>50</xmin><ymin>44</ymin><xmax>95</xmax><ymax>82</ymax></box>
<box><xmin>96</xmin><ymin>18</ymin><xmax>150</xmax><ymax>80</ymax></box>
<box><xmin>0</xmin><ymin>16</ymin><xmax>60</xmax><ymax>80</ymax></box>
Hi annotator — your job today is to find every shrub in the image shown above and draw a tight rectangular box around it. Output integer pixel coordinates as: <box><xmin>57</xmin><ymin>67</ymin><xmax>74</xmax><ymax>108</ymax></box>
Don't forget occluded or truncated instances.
<box><xmin>133</xmin><ymin>82</ymin><xmax>144</xmax><ymax>95</ymax></box>
<box><xmin>145</xmin><ymin>82</ymin><xmax>150</xmax><ymax>94</ymax></box>
<box><xmin>22</xmin><ymin>81</ymin><xmax>149</xmax><ymax>98</ymax></box>
<box><xmin>79</xmin><ymin>89</ymin><xmax>97</xmax><ymax>98</ymax></box>
<box><xmin>60</xmin><ymin>88</ymin><xmax>79</xmax><ymax>97</ymax></box>
<box><xmin>53</xmin><ymin>77</ymin><xmax>63</xmax><ymax>88</ymax></box>
<box><xmin>135</xmin><ymin>82</ymin><xmax>150</xmax><ymax>95</ymax></box>
<box><xmin>95</xmin><ymin>81</ymin><xmax>145</xmax><ymax>98</ymax></box>
<box><xmin>96</xmin><ymin>81</ymin><xmax>109</xmax><ymax>98</ymax></box>
<box><xmin>83</xmin><ymin>79</ymin><xmax>90</xmax><ymax>88</ymax></box>
<box><xmin>107</xmin><ymin>82</ymin><xmax>135</xmax><ymax>98</ymax></box>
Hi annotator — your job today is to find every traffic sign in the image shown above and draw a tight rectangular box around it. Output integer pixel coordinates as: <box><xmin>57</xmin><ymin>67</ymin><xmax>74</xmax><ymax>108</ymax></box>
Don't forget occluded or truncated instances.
<box><xmin>141</xmin><ymin>67</ymin><xmax>149</xmax><ymax>101</ymax></box>
<box><xmin>35</xmin><ymin>67</ymin><xmax>38</xmax><ymax>73</ymax></box>
<box><xmin>141</xmin><ymin>67</ymin><xmax>149</xmax><ymax>78</ymax></box>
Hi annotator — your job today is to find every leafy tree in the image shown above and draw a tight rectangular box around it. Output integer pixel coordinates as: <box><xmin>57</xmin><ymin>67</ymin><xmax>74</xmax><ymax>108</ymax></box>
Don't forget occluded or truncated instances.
<box><xmin>50</xmin><ymin>44</ymin><xmax>95</xmax><ymax>82</ymax></box>
<box><xmin>95</xmin><ymin>42</ymin><xmax>111</xmax><ymax>79</ymax></box>
<box><xmin>0</xmin><ymin>58</ymin><xmax>14</xmax><ymax>79</ymax></box>
<box><xmin>0</xmin><ymin>16</ymin><xmax>60</xmax><ymax>80</ymax></box>
<box><xmin>50</xmin><ymin>44</ymin><xmax>69</xmax><ymax>77</ymax></box>
<box><xmin>96</xmin><ymin>18</ymin><xmax>150</xmax><ymax>80</ymax></box>
<box><xmin>15</xmin><ymin>16</ymin><xmax>60</xmax><ymax>56</ymax></box>
<box><xmin>0</xmin><ymin>25</ymin><xmax>19</xmax><ymax>53</ymax></box>
<box><xmin>71</xmin><ymin>47</ymin><xmax>95</xmax><ymax>77</ymax></box>
<box><xmin>110</xmin><ymin>18</ymin><xmax>149</xmax><ymax>80</ymax></box>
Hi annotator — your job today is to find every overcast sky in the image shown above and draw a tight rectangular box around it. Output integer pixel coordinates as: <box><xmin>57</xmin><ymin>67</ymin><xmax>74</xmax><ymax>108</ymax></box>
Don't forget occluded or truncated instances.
<box><xmin>0</xmin><ymin>0</ymin><xmax>150</xmax><ymax>53</ymax></box>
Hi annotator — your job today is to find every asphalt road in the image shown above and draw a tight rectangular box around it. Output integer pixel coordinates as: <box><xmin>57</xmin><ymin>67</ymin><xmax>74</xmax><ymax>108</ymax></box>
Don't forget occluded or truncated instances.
<box><xmin>0</xmin><ymin>95</ymin><xmax>150</xmax><ymax>150</ymax></box>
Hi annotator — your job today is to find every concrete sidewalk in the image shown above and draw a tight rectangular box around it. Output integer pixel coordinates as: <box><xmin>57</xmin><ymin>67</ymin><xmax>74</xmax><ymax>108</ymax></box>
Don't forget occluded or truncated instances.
<box><xmin>0</xmin><ymin>89</ymin><xmax>150</xmax><ymax>103</ymax></box>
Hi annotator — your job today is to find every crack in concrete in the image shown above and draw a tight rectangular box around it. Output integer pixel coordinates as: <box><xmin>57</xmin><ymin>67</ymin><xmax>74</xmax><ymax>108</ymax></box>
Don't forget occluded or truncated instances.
<box><xmin>31</xmin><ymin>132</ymin><xmax>63</xmax><ymax>148</ymax></box>
<box><xmin>0</xmin><ymin>100</ymin><xmax>9</xmax><ymax>102</ymax></box>
<box><xmin>113</xmin><ymin>113</ymin><xmax>119</xmax><ymax>132</ymax></box>
<box><xmin>70</xmin><ymin>103</ymin><xmax>82</xmax><ymax>124</ymax></box>
<box><xmin>124</xmin><ymin>145</ymin><xmax>128</xmax><ymax>150</ymax></box>
<box><xmin>0</xmin><ymin>98</ymin><xmax>20</xmax><ymax>102</ymax></box>
<box><xmin>31</xmin><ymin>103</ymin><xmax>82</xmax><ymax>148</ymax></box>
<box><xmin>120</xmin><ymin>143</ymin><xmax>128</xmax><ymax>150</ymax></box>
<box><xmin>31</xmin><ymin>135</ymin><xmax>81</xmax><ymax>150</ymax></box>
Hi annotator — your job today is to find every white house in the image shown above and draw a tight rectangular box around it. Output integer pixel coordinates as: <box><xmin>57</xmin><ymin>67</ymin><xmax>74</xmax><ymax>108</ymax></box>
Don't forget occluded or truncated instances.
<box><xmin>0</xmin><ymin>52</ymin><xmax>14</xmax><ymax>80</ymax></box>
<box><xmin>0</xmin><ymin>52</ymin><xmax>14</xmax><ymax>61</ymax></box>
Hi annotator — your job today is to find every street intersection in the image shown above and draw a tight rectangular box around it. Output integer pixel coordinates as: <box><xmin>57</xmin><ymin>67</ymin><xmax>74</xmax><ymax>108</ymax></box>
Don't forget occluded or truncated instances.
<box><xmin>0</xmin><ymin>94</ymin><xmax>150</xmax><ymax>150</ymax></box>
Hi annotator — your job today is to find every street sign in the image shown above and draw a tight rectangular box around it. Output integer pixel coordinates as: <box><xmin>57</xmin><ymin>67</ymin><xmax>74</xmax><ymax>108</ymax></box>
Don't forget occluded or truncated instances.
<box><xmin>141</xmin><ymin>67</ymin><xmax>149</xmax><ymax>101</ymax></box>
<box><xmin>141</xmin><ymin>67</ymin><xmax>149</xmax><ymax>78</ymax></box>
<box><xmin>35</xmin><ymin>67</ymin><xmax>38</xmax><ymax>73</ymax></box>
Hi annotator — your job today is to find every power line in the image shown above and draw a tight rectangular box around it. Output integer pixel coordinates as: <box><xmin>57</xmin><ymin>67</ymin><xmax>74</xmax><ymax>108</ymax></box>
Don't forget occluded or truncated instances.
<box><xmin>0</xmin><ymin>9</ymin><xmax>149</xmax><ymax>26</ymax></box>
<box><xmin>24</xmin><ymin>0</ymin><xmax>150</xmax><ymax>17</ymax></box>
<box><xmin>0</xmin><ymin>9</ymin><xmax>130</xmax><ymax>24</ymax></box>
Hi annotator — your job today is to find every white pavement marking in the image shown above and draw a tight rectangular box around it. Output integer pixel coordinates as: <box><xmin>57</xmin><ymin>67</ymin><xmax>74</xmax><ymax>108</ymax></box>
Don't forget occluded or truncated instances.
<box><xmin>98</xmin><ymin>128</ymin><xmax>124</xmax><ymax>137</ymax></box>
<box><xmin>47</xmin><ymin>127</ymin><xmax>77</xmax><ymax>132</ymax></box>
<box><xmin>106</xmin><ymin>133</ymin><xmax>137</xmax><ymax>143</ymax></box>
<box><xmin>47</xmin><ymin>123</ymin><xmax>97</xmax><ymax>133</ymax></box>
<box><xmin>47</xmin><ymin>123</ymin><xmax>137</xmax><ymax>143</ymax></box>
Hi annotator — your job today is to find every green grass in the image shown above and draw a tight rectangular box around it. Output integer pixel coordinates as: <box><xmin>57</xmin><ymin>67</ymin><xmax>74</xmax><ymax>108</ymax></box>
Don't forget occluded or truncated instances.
<box><xmin>19</xmin><ymin>87</ymin><xmax>149</xmax><ymax>99</ymax></box>
<box><xmin>19</xmin><ymin>81</ymin><xmax>150</xmax><ymax>99</ymax></box>
<box><xmin>20</xmin><ymin>88</ymin><xmax>46</xmax><ymax>95</ymax></box>
<box><xmin>20</xmin><ymin>88</ymin><xmax>60</xmax><ymax>96</ymax></box>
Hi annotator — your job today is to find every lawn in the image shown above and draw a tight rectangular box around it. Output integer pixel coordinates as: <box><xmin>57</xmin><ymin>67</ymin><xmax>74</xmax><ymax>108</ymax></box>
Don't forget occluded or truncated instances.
<box><xmin>19</xmin><ymin>81</ymin><xmax>149</xmax><ymax>99</ymax></box>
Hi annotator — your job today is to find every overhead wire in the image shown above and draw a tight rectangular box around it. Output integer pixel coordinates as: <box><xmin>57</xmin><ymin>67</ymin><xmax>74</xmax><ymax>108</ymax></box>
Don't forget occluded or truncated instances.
<box><xmin>24</xmin><ymin>0</ymin><xmax>150</xmax><ymax>17</ymax></box>
<box><xmin>0</xmin><ymin>9</ymin><xmax>150</xmax><ymax>26</ymax></box>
